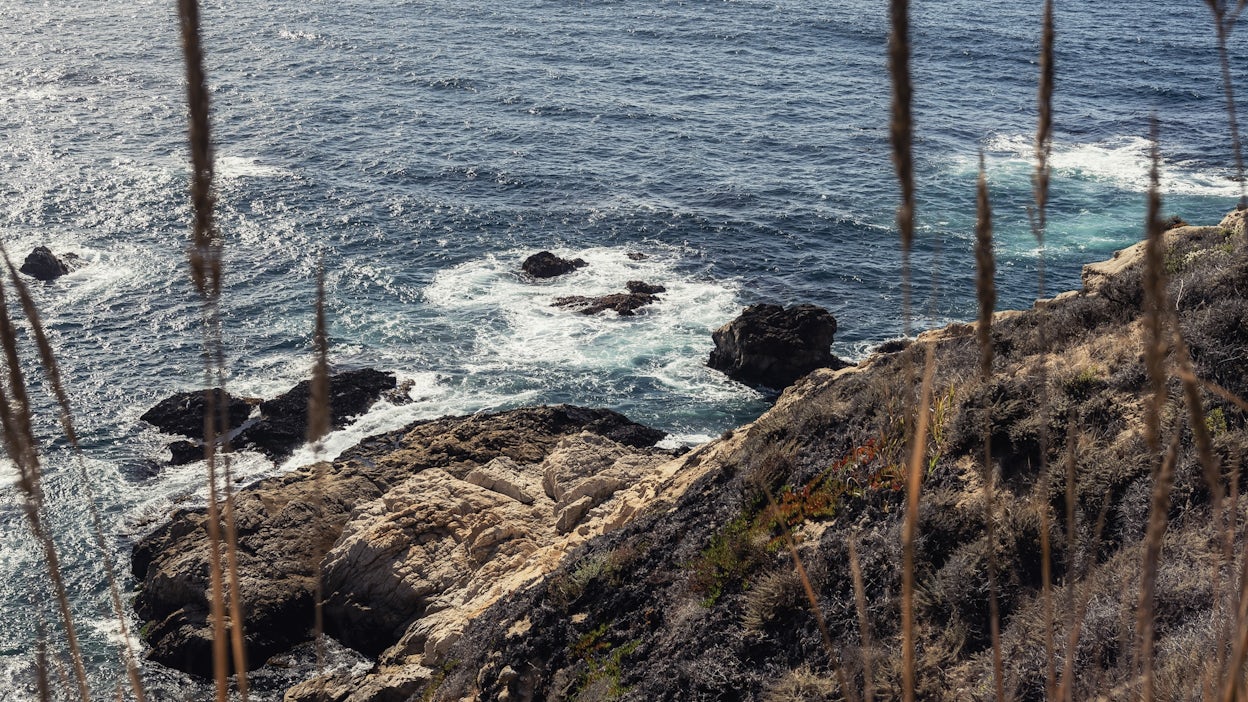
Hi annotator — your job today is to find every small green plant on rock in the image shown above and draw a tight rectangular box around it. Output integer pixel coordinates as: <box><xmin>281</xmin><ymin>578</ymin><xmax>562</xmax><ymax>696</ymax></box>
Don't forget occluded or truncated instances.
<box><xmin>568</xmin><ymin>622</ymin><xmax>640</xmax><ymax>701</ymax></box>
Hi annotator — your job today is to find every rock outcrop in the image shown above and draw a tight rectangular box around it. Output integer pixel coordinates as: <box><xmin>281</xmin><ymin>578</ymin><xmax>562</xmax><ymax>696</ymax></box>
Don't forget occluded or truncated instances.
<box><xmin>140</xmin><ymin>388</ymin><xmax>255</xmax><ymax>439</ymax></box>
<box><xmin>707</xmin><ymin>303</ymin><xmax>844</xmax><ymax>389</ymax></box>
<box><xmin>18</xmin><ymin>246</ymin><xmax>83</xmax><ymax>280</ymax></box>
<box><xmin>132</xmin><ymin>405</ymin><xmax>668</xmax><ymax>678</ymax></box>
<box><xmin>521</xmin><ymin>251</ymin><xmax>587</xmax><ymax>279</ymax></box>
<box><xmin>235</xmin><ymin>368</ymin><xmax>396</xmax><ymax>458</ymax></box>
<box><xmin>141</xmin><ymin>370</ymin><xmax>396</xmax><ymax>463</ymax></box>
<box><xmin>552</xmin><ymin>280</ymin><xmax>666</xmax><ymax>316</ymax></box>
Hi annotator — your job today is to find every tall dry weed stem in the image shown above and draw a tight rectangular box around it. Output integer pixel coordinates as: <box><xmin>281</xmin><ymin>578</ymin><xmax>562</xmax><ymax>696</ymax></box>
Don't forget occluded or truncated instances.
<box><xmin>176</xmin><ymin>0</ymin><xmax>249</xmax><ymax>698</ymax></box>
<box><xmin>1143</xmin><ymin>121</ymin><xmax>1169</xmax><ymax>452</ymax></box>
<box><xmin>901</xmin><ymin>344</ymin><xmax>935</xmax><ymax>702</ymax></box>
<box><xmin>0</xmin><ymin>248</ymin><xmax>148</xmax><ymax>701</ymax></box>
<box><xmin>309</xmin><ymin>262</ymin><xmax>330</xmax><ymax>671</ymax></box>
<box><xmin>1204</xmin><ymin>0</ymin><xmax>1248</xmax><ymax>207</ymax></box>
<box><xmin>974</xmin><ymin>154</ymin><xmax>1005</xmax><ymax>702</ymax></box>
<box><xmin>0</xmin><ymin>274</ymin><xmax>92</xmax><ymax>702</ymax></box>
<box><xmin>1137</xmin><ymin>433</ymin><xmax>1180</xmax><ymax>702</ymax></box>
<box><xmin>848</xmin><ymin>538</ymin><xmax>873</xmax><ymax>702</ymax></box>
<box><xmin>888</xmin><ymin>0</ymin><xmax>914</xmax><ymax>336</ymax></box>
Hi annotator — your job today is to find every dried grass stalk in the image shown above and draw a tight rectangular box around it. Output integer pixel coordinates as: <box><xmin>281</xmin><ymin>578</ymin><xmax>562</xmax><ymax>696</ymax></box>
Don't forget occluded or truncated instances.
<box><xmin>1038</xmin><ymin>482</ymin><xmax>1056</xmax><ymax>699</ymax></box>
<box><xmin>1056</xmin><ymin>484</ymin><xmax>1113</xmax><ymax>702</ymax></box>
<box><xmin>849</xmin><ymin>537</ymin><xmax>873</xmax><ymax>702</ymax></box>
<box><xmin>1033</xmin><ymin>0</ymin><xmax>1055</xmax><ymax>238</ymax></box>
<box><xmin>901</xmin><ymin>343</ymin><xmax>935</xmax><ymax>702</ymax></box>
<box><xmin>308</xmin><ymin>262</ymin><xmax>330</xmax><ymax>446</ymax></box>
<box><xmin>1142</xmin><ymin>120</ymin><xmax>1168</xmax><ymax>452</ymax></box>
<box><xmin>178</xmin><ymin>0</ymin><xmax>221</xmax><ymax>299</ymax></box>
<box><xmin>309</xmin><ymin>261</ymin><xmax>330</xmax><ymax>670</ymax></box>
<box><xmin>1060</xmin><ymin>416</ymin><xmax>1079</xmax><ymax>702</ymax></box>
<box><xmin>888</xmin><ymin>0</ymin><xmax>915</xmax><ymax>335</ymax></box>
<box><xmin>974</xmin><ymin>154</ymin><xmax>1004</xmax><ymax>701</ymax></box>
<box><xmin>0</xmin><ymin>278</ymin><xmax>90</xmax><ymax>702</ymax></box>
<box><xmin>1136</xmin><ymin>432</ymin><xmax>1181</xmax><ymax>702</ymax></box>
<box><xmin>176</xmin><ymin>0</ymin><xmax>249</xmax><ymax>696</ymax></box>
<box><xmin>1205</xmin><ymin>0</ymin><xmax>1248</xmax><ymax>207</ymax></box>
<box><xmin>1</xmin><ymin>250</ymin><xmax>147</xmax><ymax>701</ymax></box>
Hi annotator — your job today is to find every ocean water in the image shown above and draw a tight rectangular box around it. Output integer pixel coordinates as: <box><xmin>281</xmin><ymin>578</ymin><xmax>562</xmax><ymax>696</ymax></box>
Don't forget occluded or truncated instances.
<box><xmin>0</xmin><ymin>0</ymin><xmax>1244</xmax><ymax>697</ymax></box>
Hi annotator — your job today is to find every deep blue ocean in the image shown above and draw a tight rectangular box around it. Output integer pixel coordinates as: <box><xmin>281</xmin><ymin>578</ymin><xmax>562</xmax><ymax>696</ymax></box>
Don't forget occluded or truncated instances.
<box><xmin>1</xmin><ymin>0</ymin><xmax>1245</xmax><ymax>698</ymax></box>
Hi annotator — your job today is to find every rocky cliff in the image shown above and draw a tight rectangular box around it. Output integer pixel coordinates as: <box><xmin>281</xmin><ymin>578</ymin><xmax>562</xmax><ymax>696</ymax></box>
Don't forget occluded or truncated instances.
<box><xmin>135</xmin><ymin>210</ymin><xmax>1248</xmax><ymax>701</ymax></box>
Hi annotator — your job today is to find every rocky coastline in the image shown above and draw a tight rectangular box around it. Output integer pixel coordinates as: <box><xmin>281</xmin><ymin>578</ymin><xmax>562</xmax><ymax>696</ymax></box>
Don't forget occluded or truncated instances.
<box><xmin>133</xmin><ymin>210</ymin><xmax>1248</xmax><ymax>700</ymax></box>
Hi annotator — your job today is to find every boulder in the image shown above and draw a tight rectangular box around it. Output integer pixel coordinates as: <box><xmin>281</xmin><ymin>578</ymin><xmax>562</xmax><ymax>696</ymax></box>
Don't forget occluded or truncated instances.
<box><xmin>132</xmin><ymin>463</ymin><xmax>385</xmax><ymax>677</ymax></box>
<box><xmin>19</xmin><ymin>246</ymin><xmax>83</xmax><ymax>281</ymax></box>
<box><xmin>626</xmin><ymin>280</ymin><xmax>666</xmax><ymax>295</ymax></box>
<box><xmin>708</xmin><ymin>303</ymin><xmax>844</xmax><ymax>389</ymax></box>
<box><xmin>236</xmin><ymin>368</ymin><xmax>396</xmax><ymax>459</ymax></box>
<box><xmin>521</xmin><ymin>251</ymin><xmax>587</xmax><ymax>279</ymax></box>
<box><xmin>140</xmin><ymin>388</ymin><xmax>254</xmax><ymax>439</ymax></box>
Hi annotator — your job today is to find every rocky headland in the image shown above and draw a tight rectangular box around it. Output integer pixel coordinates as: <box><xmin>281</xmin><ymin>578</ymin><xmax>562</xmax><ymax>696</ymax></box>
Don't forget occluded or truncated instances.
<box><xmin>133</xmin><ymin>210</ymin><xmax>1248</xmax><ymax>700</ymax></box>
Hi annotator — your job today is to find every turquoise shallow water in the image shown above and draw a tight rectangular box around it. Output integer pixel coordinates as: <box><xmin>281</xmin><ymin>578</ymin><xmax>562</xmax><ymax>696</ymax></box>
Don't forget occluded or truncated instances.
<box><xmin>0</xmin><ymin>0</ymin><xmax>1246</xmax><ymax>697</ymax></box>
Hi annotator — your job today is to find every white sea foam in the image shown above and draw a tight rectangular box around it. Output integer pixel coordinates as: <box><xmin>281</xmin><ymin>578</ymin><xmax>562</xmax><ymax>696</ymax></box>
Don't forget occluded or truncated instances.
<box><xmin>424</xmin><ymin>245</ymin><xmax>744</xmax><ymax>374</ymax></box>
<box><xmin>278</xmin><ymin>371</ymin><xmax>533</xmax><ymax>469</ymax></box>
<box><xmin>278</xmin><ymin>27</ymin><xmax>322</xmax><ymax>42</ymax></box>
<box><xmin>216</xmin><ymin>155</ymin><xmax>294</xmax><ymax>180</ymax></box>
<box><xmin>982</xmin><ymin>133</ymin><xmax>1241</xmax><ymax>197</ymax></box>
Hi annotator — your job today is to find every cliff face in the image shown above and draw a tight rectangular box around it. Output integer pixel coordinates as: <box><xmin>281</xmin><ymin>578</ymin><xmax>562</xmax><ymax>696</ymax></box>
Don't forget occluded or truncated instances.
<box><xmin>135</xmin><ymin>211</ymin><xmax>1248</xmax><ymax>701</ymax></box>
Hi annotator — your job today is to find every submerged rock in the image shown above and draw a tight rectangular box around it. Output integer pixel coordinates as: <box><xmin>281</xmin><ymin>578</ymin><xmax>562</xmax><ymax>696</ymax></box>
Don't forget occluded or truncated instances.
<box><xmin>707</xmin><ymin>303</ymin><xmax>844</xmax><ymax>389</ymax></box>
<box><xmin>552</xmin><ymin>280</ymin><xmax>666</xmax><ymax>317</ymax></box>
<box><xmin>19</xmin><ymin>246</ymin><xmax>84</xmax><ymax>281</ymax></box>
<box><xmin>521</xmin><ymin>251</ymin><xmax>587</xmax><ymax>279</ymax></box>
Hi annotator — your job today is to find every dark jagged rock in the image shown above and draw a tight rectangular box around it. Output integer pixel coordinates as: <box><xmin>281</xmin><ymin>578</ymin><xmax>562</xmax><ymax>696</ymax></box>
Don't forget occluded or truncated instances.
<box><xmin>626</xmin><ymin>252</ymin><xmax>648</xmax><ymax>261</ymax></box>
<box><xmin>552</xmin><ymin>290</ymin><xmax>660</xmax><ymax>316</ymax></box>
<box><xmin>131</xmin><ymin>404</ymin><xmax>667</xmax><ymax>677</ymax></box>
<box><xmin>166</xmin><ymin>440</ymin><xmax>202</xmax><ymax>466</ymax></box>
<box><xmin>236</xmin><ymin>369</ymin><xmax>397</xmax><ymax>459</ymax></box>
<box><xmin>707</xmin><ymin>303</ymin><xmax>843</xmax><ymax>389</ymax></box>
<box><xmin>552</xmin><ymin>280</ymin><xmax>666</xmax><ymax>317</ymax></box>
<box><xmin>140</xmin><ymin>388</ymin><xmax>254</xmax><ymax>439</ymax></box>
<box><xmin>521</xmin><ymin>251</ymin><xmax>587</xmax><ymax>279</ymax></box>
<box><xmin>626</xmin><ymin>280</ymin><xmax>666</xmax><ymax>295</ymax></box>
<box><xmin>19</xmin><ymin>246</ymin><xmax>84</xmax><ymax>281</ymax></box>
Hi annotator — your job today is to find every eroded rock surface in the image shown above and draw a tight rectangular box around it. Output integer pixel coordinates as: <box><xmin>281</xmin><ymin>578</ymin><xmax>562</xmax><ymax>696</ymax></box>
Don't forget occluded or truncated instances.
<box><xmin>552</xmin><ymin>280</ymin><xmax>666</xmax><ymax>316</ymax></box>
<box><xmin>132</xmin><ymin>405</ymin><xmax>667</xmax><ymax>677</ymax></box>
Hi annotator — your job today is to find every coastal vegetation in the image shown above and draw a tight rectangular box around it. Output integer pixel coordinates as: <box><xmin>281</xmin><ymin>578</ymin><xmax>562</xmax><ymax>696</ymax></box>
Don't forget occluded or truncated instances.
<box><xmin>6</xmin><ymin>0</ymin><xmax>1248</xmax><ymax>701</ymax></box>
